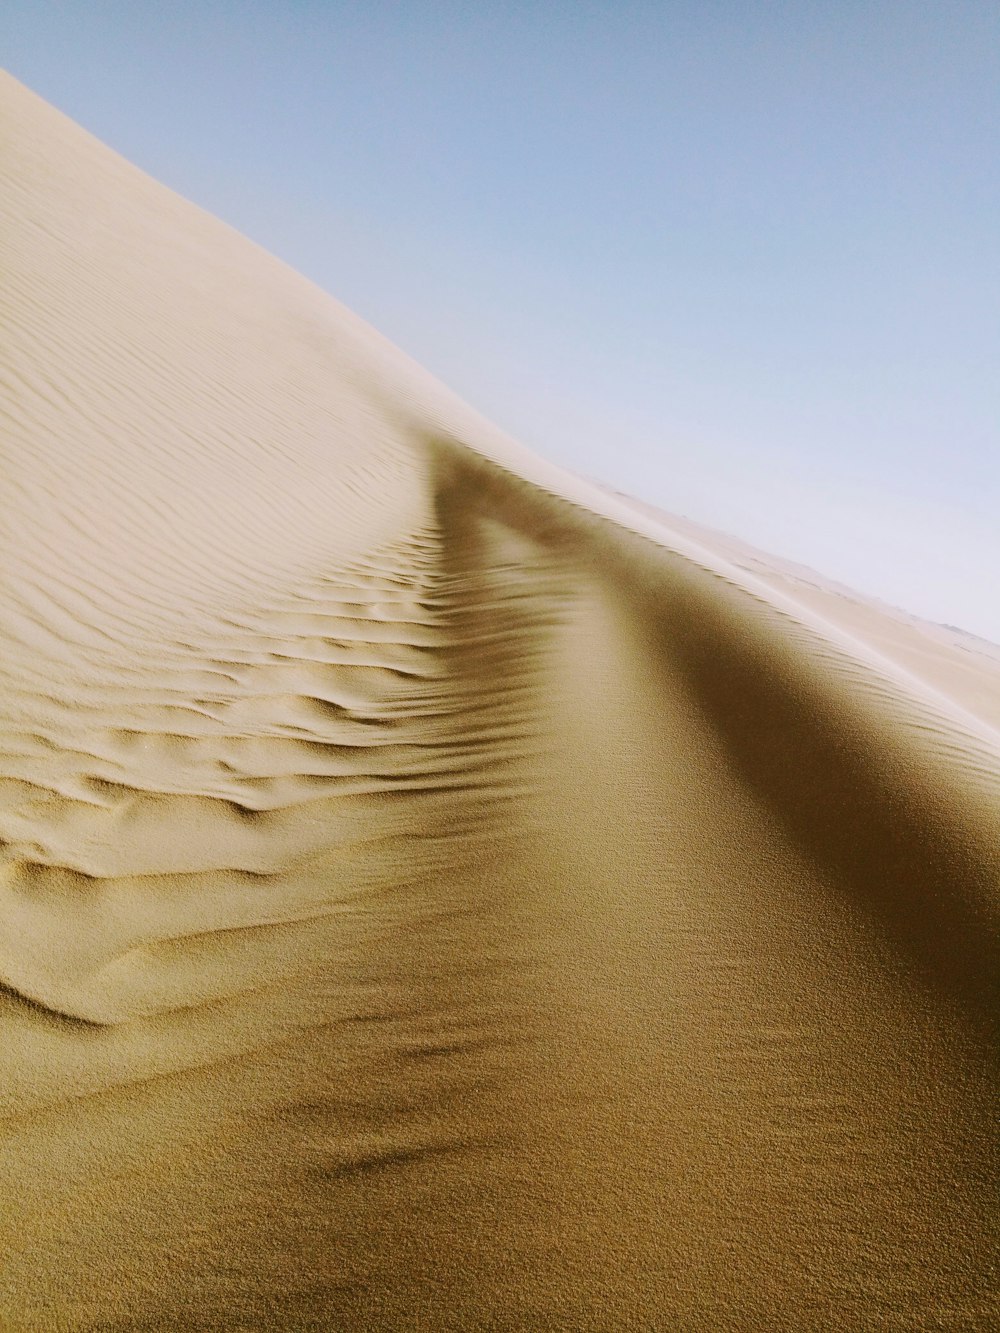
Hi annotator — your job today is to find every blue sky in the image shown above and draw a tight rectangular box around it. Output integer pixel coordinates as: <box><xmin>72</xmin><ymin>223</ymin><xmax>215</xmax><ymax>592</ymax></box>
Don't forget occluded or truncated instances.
<box><xmin>4</xmin><ymin>2</ymin><xmax>999</xmax><ymax>638</ymax></box>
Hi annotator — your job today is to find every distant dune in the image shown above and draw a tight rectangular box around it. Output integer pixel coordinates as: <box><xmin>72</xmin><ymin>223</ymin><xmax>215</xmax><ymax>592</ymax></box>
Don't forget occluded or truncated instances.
<box><xmin>1</xmin><ymin>72</ymin><xmax>998</xmax><ymax>1330</ymax></box>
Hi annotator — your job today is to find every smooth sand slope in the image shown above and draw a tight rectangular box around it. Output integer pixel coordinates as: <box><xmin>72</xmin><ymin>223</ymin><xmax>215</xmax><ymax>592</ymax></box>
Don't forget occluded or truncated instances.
<box><xmin>1</xmin><ymin>73</ymin><xmax>998</xmax><ymax>1330</ymax></box>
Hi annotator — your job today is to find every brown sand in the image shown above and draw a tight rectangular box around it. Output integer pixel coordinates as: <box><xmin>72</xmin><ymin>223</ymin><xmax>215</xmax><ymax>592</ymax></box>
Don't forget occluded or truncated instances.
<box><xmin>1</xmin><ymin>72</ymin><xmax>998</xmax><ymax>1330</ymax></box>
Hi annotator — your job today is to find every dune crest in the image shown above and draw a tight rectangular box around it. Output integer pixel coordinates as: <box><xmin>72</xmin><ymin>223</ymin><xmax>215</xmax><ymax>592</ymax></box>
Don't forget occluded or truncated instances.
<box><xmin>1</xmin><ymin>72</ymin><xmax>998</xmax><ymax>1329</ymax></box>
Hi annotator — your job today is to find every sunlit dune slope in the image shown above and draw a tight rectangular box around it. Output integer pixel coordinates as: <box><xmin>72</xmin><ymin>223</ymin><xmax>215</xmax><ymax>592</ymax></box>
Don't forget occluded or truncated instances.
<box><xmin>1</xmin><ymin>72</ymin><xmax>998</xmax><ymax>1331</ymax></box>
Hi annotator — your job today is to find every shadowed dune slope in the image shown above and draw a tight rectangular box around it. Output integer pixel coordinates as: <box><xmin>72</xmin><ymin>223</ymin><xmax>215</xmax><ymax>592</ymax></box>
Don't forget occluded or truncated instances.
<box><xmin>1</xmin><ymin>72</ymin><xmax>998</xmax><ymax>1330</ymax></box>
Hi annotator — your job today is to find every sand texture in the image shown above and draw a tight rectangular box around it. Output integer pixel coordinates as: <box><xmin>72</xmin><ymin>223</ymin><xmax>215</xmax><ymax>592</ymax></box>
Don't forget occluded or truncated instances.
<box><xmin>1</xmin><ymin>73</ymin><xmax>998</xmax><ymax>1330</ymax></box>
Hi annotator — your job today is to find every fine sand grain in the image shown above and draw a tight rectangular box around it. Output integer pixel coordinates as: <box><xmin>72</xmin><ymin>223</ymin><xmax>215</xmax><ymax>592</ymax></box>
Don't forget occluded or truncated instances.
<box><xmin>1</xmin><ymin>73</ymin><xmax>998</xmax><ymax>1330</ymax></box>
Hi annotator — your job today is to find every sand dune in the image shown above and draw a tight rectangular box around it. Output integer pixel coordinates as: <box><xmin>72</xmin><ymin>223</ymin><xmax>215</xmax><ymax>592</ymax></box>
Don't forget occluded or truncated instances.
<box><xmin>1</xmin><ymin>72</ymin><xmax>998</xmax><ymax>1330</ymax></box>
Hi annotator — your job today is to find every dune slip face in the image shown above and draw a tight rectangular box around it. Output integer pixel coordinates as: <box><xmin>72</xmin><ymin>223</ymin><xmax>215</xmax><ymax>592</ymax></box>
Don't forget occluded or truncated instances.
<box><xmin>1</xmin><ymin>71</ymin><xmax>998</xmax><ymax>1331</ymax></box>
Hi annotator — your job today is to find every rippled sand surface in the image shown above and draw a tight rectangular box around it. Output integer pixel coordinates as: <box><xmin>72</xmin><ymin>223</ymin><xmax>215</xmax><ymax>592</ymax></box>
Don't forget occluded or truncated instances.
<box><xmin>1</xmin><ymin>73</ymin><xmax>998</xmax><ymax>1330</ymax></box>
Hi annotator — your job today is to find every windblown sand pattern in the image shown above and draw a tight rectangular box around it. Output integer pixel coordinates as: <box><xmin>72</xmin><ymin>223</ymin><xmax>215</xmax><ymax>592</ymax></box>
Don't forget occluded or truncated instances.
<box><xmin>1</xmin><ymin>73</ymin><xmax>998</xmax><ymax>1330</ymax></box>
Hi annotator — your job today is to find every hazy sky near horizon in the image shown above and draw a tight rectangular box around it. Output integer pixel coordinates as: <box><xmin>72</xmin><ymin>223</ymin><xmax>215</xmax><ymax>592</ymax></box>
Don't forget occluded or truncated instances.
<box><xmin>4</xmin><ymin>2</ymin><xmax>999</xmax><ymax>638</ymax></box>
